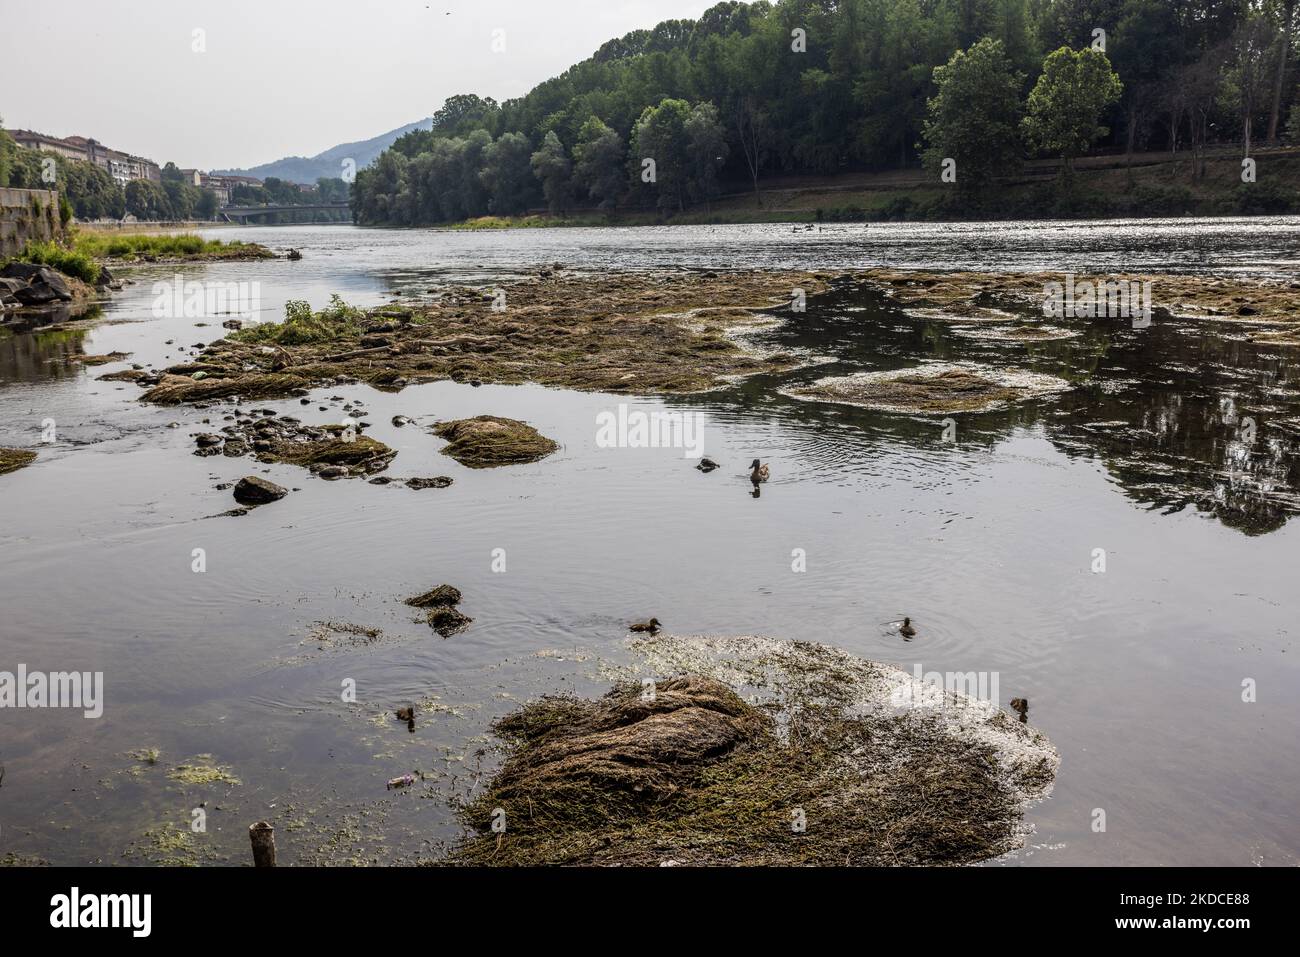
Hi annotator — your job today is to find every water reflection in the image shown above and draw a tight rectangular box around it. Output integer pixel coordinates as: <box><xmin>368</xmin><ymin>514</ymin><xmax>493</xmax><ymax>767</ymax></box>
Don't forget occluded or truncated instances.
<box><xmin>709</xmin><ymin>282</ymin><xmax>1300</xmax><ymax>536</ymax></box>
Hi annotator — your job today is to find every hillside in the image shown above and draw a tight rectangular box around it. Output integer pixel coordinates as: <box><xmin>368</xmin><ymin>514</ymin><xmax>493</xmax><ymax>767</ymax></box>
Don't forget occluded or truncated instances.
<box><xmin>215</xmin><ymin>118</ymin><xmax>432</xmax><ymax>184</ymax></box>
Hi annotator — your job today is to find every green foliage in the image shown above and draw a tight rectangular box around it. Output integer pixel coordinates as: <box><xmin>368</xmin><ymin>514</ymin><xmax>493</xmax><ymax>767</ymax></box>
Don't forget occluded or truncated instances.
<box><xmin>1022</xmin><ymin>47</ymin><xmax>1123</xmax><ymax>168</ymax></box>
<box><xmin>348</xmin><ymin>0</ymin><xmax>1290</xmax><ymax>224</ymax></box>
<box><xmin>573</xmin><ymin>118</ymin><xmax>626</xmax><ymax>208</ymax></box>
<box><xmin>922</xmin><ymin>38</ymin><xmax>1024</xmax><ymax>191</ymax></box>
<box><xmin>530</xmin><ymin>131</ymin><xmax>574</xmax><ymax>216</ymax></box>
<box><xmin>230</xmin><ymin>295</ymin><xmax>365</xmax><ymax>346</ymax></box>
<box><xmin>11</xmin><ymin>239</ymin><xmax>101</xmax><ymax>283</ymax></box>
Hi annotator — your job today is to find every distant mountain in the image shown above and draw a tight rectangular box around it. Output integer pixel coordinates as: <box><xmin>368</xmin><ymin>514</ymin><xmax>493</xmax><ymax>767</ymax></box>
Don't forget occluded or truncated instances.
<box><xmin>214</xmin><ymin>118</ymin><xmax>433</xmax><ymax>184</ymax></box>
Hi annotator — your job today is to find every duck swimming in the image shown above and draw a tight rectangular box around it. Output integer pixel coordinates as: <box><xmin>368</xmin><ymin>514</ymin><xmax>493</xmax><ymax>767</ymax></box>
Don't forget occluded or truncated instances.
<box><xmin>899</xmin><ymin>617</ymin><xmax>916</xmax><ymax>638</ymax></box>
<box><xmin>629</xmin><ymin>618</ymin><xmax>662</xmax><ymax>634</ymax></box>
<box><xmin>696</xmin><ymin>457</ymin><xmax>720</xmax><ymax>473</ymax></box>
<box><xmin>749</xmin><ymin>459</ymin><xmax>769</xmax><ymax>483</ymax></box>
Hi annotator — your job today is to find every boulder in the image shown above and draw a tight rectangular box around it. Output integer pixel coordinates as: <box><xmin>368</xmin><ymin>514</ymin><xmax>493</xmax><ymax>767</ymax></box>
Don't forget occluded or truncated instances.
<box><xmin>232</xmin><ymin>475</ymin><xmax>287</xmax><ymax>505</ymax></box>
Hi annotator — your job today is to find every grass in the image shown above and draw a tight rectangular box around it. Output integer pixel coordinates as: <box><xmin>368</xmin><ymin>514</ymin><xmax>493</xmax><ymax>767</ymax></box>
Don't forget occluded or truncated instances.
<box><xmin>229</xmin><ymin>295</ymin><xmax>367</xmax><ymax>346</ymax></box>
<box><xmin>8</xmin><ymin>240</ymin><xmax>101</xmax><ymax>284</ymax></box>
<box><xmin>70</xmin><ymin>231</ymin><xmax>273</xmax><ymax>261</ymax></box>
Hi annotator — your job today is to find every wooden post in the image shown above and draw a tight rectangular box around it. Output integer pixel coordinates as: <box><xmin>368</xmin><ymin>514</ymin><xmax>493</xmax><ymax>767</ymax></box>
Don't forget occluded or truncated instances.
<box><xmin>249</xmin><ymin>821</ymin><xmax>276</xmax><ymax>867</ymax></box>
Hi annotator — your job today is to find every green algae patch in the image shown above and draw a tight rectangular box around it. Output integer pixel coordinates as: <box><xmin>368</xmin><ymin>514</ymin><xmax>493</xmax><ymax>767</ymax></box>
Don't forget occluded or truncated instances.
<box><xmin>783</xmin><ymin>363</ymin><xmax>1070</xmax><ymax>415</ymax></box>
<box><xmin>448</xmin><ymin>636</ymin><xmax>1058</xmax><ymax>867</ymax></box>
<box><xmin>431</xmin><ymin>415</ymin><xmax>558</xmax><ymax>468</ymax></box>
<box><xmin>123</xmin><ymin>822</ymin><xmax>220</xmax><ymax>866</ymax></box>
<box><xmin>0</xmin><ymin>448</ymin><xmax>37</xmax><ymax>475</ymax></box>
<box><xmin>167</xmin><ymin>754</ymin><xmax>241</xmax><ymax>787</ymax></box>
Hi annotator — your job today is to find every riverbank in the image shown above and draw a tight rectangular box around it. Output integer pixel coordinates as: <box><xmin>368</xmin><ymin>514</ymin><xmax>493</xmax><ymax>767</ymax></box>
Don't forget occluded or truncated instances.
<box><xmin>387</xmin><ymin>147</ymin><xmax>1300</xmax><ymax>230</ymax></box>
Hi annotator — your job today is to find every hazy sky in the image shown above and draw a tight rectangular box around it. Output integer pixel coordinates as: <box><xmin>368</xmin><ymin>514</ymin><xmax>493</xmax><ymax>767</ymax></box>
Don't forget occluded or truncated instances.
<box><xmin>1</xmin><ymin>0</ymin><xmax>717</xmax><ymax>170</ymax></box>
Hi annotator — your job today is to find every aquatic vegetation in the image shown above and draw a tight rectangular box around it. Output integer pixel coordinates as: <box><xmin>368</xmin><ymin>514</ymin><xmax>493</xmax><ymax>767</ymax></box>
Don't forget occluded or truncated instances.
<box><xmin>166</xmin><ymin>754</ymin><xmax>241</xmax><ymax>787</ymax></box>
<box><xmin>0</xmin><ymin>447</ymin><xmax>36</xmax><ymax>475</ymax></box>
<box><xmin>430</xmin><ymin>415</ymin><xmax>558</xmax><ymax>468</ymax></box>
<box><xmin>135</xmin><ymin>270</ymin><xmax>830</xmax><ymax>405</ymax></box>
<box><xmin>450</xmin><ymin>636</ymin><xmax>1057</xmax><ymax>866</ymax></box>
<box><xmin>230</xmin><ymin>296</ymin><xmax>367</xmax><ymax>346</ymax></box>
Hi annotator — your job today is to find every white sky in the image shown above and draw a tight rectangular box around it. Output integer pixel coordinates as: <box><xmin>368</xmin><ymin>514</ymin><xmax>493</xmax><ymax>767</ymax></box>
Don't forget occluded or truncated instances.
<box><xmin>1</xmin><ymin>0</ymin><xmax>718</xmax><ymax>170</ymax></box>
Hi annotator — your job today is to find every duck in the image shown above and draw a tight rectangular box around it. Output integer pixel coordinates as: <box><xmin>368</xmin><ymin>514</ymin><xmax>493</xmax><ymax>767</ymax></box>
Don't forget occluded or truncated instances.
<box><xmin>395</xmin><ymin>706</ymin><xmax>415</xmax><ymax>722</ymax></box>
<box><xmin>629</xmin><ymin>618</ymin><xmax>662</xmax><ymax>634</ymax></box>
<box><xmin>696</xmin><ymin>457</ymin><xmax>720</xmax><ymax>473</ymax></box>
<box><xmin>899</xmin><ymin>617</ymin><xmax>917</xmax><ymax>639</ymax></box>
<box><xmin>749</xmin><ymin>459</ymin><xmax>769</xmax><ymax>483</ymax></box>
<box><xmin>1010</xmin><ymin>697</ymin><xmax>1029</xmax><ymax>716</ymax></box>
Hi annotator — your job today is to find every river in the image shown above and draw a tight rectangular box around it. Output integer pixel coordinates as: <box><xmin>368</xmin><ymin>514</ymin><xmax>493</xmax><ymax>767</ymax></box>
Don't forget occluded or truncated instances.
<box><xmin>1</xmin><ymin>219</ymin><xmax>1298</xmax><ymax>865</ymax></box>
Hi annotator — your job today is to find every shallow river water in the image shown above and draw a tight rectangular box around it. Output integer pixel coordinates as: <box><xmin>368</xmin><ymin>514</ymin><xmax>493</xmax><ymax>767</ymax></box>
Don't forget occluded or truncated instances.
<box><xmin>2</xmin><ymin>219</ymin><xmax>1298</xmax><ymax>866</ymax></box>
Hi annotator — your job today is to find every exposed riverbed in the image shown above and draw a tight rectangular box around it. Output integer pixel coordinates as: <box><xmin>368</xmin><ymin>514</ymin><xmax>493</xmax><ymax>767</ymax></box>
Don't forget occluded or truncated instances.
<box><xmin>2</xmin><ymin>219</ymin><xmax>1298</xmax><ymax>866</ymax></box>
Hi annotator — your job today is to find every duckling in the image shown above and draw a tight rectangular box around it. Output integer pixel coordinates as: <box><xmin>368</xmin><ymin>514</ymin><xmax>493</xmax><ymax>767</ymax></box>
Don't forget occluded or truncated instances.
<box><xmin>1010</xmin><ymin>697</ymin><xmax>1029</xmax><ymax>719</ymax></box>
<box><xmin>899</xmin><ymin>617</ymin><xmax>917</xmax><ymax>639</ymax></box>
<box><xmin>395</xmin><ymin>706</ymin><xmax>415</xmax><ymax>723</ymax></box>
<box><xmin>629</xmin><ymin>618</ymin><xmax>662</xmax><ymax>634</ymax></box>
<box><xmin>696</xmin><ymin>457</ymin><xmax>720</xmax><ymax>473</ymax></box>
<box><xmin>749</xmin><ymin>459</ymin><xmax>770</xmax><ymax>483</ymax></box>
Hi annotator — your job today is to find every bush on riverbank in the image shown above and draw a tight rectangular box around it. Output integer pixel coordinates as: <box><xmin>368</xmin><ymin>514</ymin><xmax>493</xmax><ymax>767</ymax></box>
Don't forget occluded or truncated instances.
<box><xmin>8</xmin><ymin>240</ymin><xmax>101</xmax><ymax>284</ymax></box>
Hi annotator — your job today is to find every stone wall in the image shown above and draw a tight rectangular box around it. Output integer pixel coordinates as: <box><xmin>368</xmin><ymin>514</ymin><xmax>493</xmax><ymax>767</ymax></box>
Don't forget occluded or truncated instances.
<box><xmin>0</xmin><ymin>188</ymin><xmax>60</xmax><ymax>259</ymax></box>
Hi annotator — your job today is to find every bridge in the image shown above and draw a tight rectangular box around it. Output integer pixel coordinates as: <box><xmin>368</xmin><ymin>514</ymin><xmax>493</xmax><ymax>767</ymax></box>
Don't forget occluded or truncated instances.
<box><xmin>219</xmin><ymin>202</ymin><xmax>351</xmax><ymax>223</ymax></box>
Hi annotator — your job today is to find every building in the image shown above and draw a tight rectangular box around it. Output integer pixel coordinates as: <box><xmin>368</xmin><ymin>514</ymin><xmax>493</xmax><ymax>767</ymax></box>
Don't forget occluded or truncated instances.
<box><xmin>8</xmin><ymin>129</ymin><xmax>90</xmax><ymax>162</ymax></box>
<box><xmin>5</xmin><ymin>129</ymin><xmax>160</xmax><ymax>185</ymax></box>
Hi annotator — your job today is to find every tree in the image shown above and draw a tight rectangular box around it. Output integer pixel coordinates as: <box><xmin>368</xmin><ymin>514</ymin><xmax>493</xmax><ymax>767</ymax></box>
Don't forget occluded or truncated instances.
<box><xmin>125</xmin><ymin>179</ymin><xmax>174</xmax><ymax>220</ymax></box>
<box><xmin>530</xmin><ymin>131</ymin><xmax>574</xmax><ymax>216</ymax></box>
<box><xmin>683</xmin><ymin>102</ymin><xmax>728</xmax><ymax>208</ymax></box>
<box><xmin>630</xmin><ymin>98</ymin><xmax>692</xmax><ymax>212</ymax></box>
<box><xmin>432</xmin><ymin>94</ymin><xmax>500</xmax><ymax>137</ymax></box>
<box><xmin>196</xmin><ymin>188</ymin><xmax>219</xmax><ymax>220</ymax></box>
<box><xmin>479</xmin><ymin>132</ymin><xmax>537</xmax><ymax>215</ymax></box>
<box><xmin>1023</xmin><ymin>46</ymin><xmax>1123</xmax><ymax>173</ymax></box>
<box><xmin>921</xmin><ymin>37</ymin><xmax>1024</xmax><ymax>191</ymax></box>
<box><xmin>573</xmin><ymin>117</ymin><xmax>625</xmax><ymax>209</ymax></box>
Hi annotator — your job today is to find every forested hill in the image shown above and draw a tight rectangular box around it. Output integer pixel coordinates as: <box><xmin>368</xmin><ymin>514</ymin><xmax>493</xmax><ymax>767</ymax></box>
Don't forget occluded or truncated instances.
<box><xmin>352</xmin><ymin>0</ymin><xmax>1299</xmax><ymax>225</ymax></box>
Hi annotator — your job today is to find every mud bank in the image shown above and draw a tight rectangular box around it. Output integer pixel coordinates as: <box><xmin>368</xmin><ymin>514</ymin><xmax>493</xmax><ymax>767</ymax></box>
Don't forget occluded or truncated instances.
<box><xmin>449</xmin><ymin>635</ymin><xmax>1057</xmax><ymax>866</ymax></box>
<box><xmin>135</xmin><ymin>270</ymin><xmax>833</xmax><ymax>405</ymax></box>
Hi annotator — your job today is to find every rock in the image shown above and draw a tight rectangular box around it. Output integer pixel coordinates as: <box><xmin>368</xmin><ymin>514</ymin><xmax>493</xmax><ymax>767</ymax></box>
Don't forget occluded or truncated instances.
<box><xmin>317</xmin><ymin>465</ymin><xmax>350</xmax><ymax>479</ymax></box>
<box><xmin>232</xmin><ymin>476</ymin><xmax>287</xmax><ymax>505</ymax></box>
<box><xmin>391</xmin><ymin>415</ymin><xmax>412</xmax><ymax>427</ymax></box>
<box><xmin>286</xmin><ymin>248</ymin><xmax>303</xmax><ymax>261</ymax></box>
<box><xmin>430</xmin><ymin>415</ymin><xmax>558</xmax><ymax>468</ymax></box>
<box><xmin>0</xmin><ymin>277</ymin><xmax>25</xmax><ymax>295</ymax></box>
<box><xmin>96</xmin><ymin>265</ymin><xmax>115</xmax><ymax>286</ymax></box>
<box><xmin>404</xmin><ymin>476</ymin><xmax>453</xmax><ymax>489</ymax></box>
<box><xmin>222</xmin><ymin>439</ymin><xmax>249</xmax><ymax>457</ymax></box>
<box><xmin>406</xmin><ymin>584</ymin><xmax>463</xmax><ymax>608</ymax></box>
<box><xmin>195</xmin><ymin>433</ymin><xmax>224</xmax><ymax>447</ymax></box>
<box><xmin>426</xmin><ymin>607</ymin><xmax>473</xmax><ymax>637</ymax></box>
<box><xmin>222</xmin><ymin>318</ymin><xmax>244</xmax><ymax>330</ymax></box>
<box><xmin>0</xmin><ymin>262</ymin><xmax>45</xmax><ymax>282</ymax></box>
